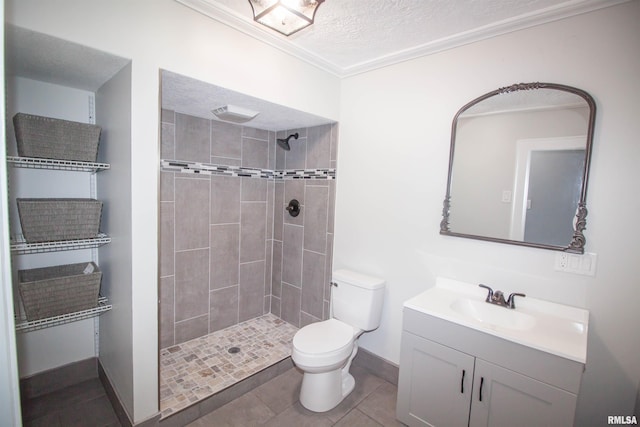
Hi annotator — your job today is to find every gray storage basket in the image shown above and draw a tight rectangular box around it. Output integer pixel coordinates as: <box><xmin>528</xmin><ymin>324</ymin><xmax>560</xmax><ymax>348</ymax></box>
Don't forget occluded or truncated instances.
<box><xmin>17</xmin><ymin>198</ymin><xmax>103</xmax><ymax>243</ymax></box>
<box><xmin>13</xmin><ymin>113</ymin><xmax>101</xmax><ymax>162</ymax></box>
<box><xmin>18</xmin><ymin>262</ymin><xmax>102</xmax><ymax>321</ymax></box>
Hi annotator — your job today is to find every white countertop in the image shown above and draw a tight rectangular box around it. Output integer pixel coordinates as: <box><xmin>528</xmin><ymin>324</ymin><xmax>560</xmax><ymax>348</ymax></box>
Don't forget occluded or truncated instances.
<box><xmin>404</xmin><ymin>277</ymin><xmax>589</xmax><ymax>363</ymax></box>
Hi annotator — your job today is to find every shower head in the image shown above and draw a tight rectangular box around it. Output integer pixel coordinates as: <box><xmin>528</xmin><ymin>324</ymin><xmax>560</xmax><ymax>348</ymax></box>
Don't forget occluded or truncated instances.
<box><xmin>276</xmin><ymin>133</ymin><xmax>299</xmax><ymax>151</ymax></box>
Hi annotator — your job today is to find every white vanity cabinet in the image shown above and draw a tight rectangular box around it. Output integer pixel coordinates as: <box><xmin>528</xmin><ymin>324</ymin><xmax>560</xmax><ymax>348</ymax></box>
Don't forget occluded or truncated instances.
<box><xmin>397</xmin><ymin>306</ymin><xmax>584</xmax><ymax>427</ymax></box>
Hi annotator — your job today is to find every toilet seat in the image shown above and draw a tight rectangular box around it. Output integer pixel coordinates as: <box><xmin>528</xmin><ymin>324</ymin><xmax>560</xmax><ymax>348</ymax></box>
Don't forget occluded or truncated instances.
<box><xmin>292</xmin><ymin>319</ymin><xmax>355</xmax><ymax>367</ymax></box>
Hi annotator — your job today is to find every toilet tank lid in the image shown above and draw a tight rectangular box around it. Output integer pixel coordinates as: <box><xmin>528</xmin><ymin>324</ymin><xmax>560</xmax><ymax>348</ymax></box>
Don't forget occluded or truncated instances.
<box><xmin>333</xmin><ymin>269</ymin><xmax>385</xmax><ymax>290</ymax></box>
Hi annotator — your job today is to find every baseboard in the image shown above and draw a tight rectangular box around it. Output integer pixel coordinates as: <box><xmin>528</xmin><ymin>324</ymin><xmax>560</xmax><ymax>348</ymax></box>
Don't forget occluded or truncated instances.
<box><xmin>20</xmin><ymin>357</ymin><xmax>97</xmax><ymax>400</ymax></box>
<box><xmin>353</xmin><ymin>347</ymin><xmax>399</xmax><ymax>386</ymax></box>
<box><xmin>98</xmin><ymin>360</ymin><xmax>161</xmax><ymax>427</ymax></box>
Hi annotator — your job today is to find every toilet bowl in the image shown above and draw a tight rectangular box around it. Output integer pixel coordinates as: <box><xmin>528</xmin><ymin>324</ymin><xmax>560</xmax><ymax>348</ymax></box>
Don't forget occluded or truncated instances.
<box><xmin>291</xmin><ymin>269</ymin><xmax>385</xmax><ymax>412</ymax></box>
<box><xmin>292</xmin><ymin>319</ymin><xmax>361</xmax><ymax>412</ymax></box>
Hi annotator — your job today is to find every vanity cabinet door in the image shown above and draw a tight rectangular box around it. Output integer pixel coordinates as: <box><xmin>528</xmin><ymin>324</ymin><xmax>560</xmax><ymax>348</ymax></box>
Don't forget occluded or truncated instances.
<box><xmin>469</xmin><ymin>359</ymin><xmax>577</xmax><ymax>427</ymax></box>
<box><xmin>397</xmin><ymin>331</ymin><xmax>475</xmax><ymax>427</ymax></box>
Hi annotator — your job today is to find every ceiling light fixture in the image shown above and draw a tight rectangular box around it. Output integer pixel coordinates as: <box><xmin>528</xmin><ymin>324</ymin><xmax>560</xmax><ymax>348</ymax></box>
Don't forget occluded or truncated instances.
<box><xmin>248</xmin><ymin>0</ymin><xmax>325</xmax><ymax>36</ymax></box>
<box><xmin>211</xmin><ymin>105</ymin><xmax>259</xmax><ymax>123</ymax></box>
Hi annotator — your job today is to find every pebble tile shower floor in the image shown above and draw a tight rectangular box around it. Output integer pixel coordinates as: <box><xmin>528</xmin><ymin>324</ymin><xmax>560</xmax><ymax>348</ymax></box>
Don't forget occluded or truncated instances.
<box><xmin>159</xmin><ymin>313</ymin><xmax>298</xmax><ymax>418</ymax></box>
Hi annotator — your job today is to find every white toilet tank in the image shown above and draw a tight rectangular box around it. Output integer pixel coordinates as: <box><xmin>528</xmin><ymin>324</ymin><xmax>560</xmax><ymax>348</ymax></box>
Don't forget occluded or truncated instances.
<box><xmin>332</xmin><ymin>269</ymin><xmax>385</xmax><ymax>331</ymax></box>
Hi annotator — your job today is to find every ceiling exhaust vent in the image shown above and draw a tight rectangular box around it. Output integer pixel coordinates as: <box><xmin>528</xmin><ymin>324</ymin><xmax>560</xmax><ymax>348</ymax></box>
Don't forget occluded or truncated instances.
<box><xmin>211</xmin><ymin>104</ymin><xmax>259</xmax><ymax>124</ymax></box>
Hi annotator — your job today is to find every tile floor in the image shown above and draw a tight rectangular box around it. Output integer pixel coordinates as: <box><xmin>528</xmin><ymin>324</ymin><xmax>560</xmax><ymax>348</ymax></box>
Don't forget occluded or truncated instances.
<box><xmin>160</xmin><ymin>313</ymin><xmax>299</xmax><ymax>418</ymax></box>
<box><xmin>21</xmin><ymin>377</ymin><xmax>121</xmax><ymax>427</ymax></box>
<box><xmin>186</xmin><ymin>364</ymin><xmax>402</xmax><ymax>427</ymax></box>
<box><xmin>22</xmin><ymin>361</ymin><xmax>401</xmax><ymax>427</ymax></box>
<box><xmin>22</xmin><ymin>313</ymin><xmax>402</xmax><ymax>426</ymax></box>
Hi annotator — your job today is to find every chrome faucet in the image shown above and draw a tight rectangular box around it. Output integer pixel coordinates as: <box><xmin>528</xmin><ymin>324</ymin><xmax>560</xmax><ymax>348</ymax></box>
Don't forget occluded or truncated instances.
<box><xmin>479</xmin><ymin>284</ymin><xmax>526</xmax><ymax>309</ymax></box>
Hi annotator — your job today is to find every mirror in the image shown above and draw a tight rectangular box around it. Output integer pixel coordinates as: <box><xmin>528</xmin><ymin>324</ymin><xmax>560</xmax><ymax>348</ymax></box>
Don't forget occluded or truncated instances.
<box><xmin>440</xmin><ymin>83</ymin><xmax>596</xmax><ymax>253</ymax></box>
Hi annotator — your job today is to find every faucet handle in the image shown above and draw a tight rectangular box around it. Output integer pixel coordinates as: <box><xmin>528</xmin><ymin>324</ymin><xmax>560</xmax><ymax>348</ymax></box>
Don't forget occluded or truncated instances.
<box><xmin>507</xmin><ymin>292</ymin><xmax>526</xmax><ymax>309</ymax></box>
<box><xmin>478</xmin><ymin>284</ymin><xmax>493</xmax><ymax>302</ymax></box>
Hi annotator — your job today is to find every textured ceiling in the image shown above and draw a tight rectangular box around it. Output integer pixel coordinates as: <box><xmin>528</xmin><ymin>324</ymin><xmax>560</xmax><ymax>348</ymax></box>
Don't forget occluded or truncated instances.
<box><xmin>177</xmin><ymin>0</ymin><xmax>628</xmax><ymax>76</ymax></box>
<box><xmin>161</xmin><ymin>71</ymin><xmax>334</xmax><ymax>131</ymax></box>
<box><xmin>6</xmin><ymin>1</ymin><xmax>626</xmax><ymax>131</ymax></box>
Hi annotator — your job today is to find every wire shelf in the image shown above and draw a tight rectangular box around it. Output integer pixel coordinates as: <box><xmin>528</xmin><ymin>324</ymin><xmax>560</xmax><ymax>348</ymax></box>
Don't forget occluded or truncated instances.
<box><xmin>7</xmin><ymin>156</ymin><xmax>110</xmax><ymax>172</ymax></box>
<box><xmin>15</xmin><ymin>296</ymin><xmax>112</xmax><ymax>333</ymax></box>
<box><xmin>11</xmin><ymin>233</ymin><xmax>112</xmax><ymax>254</ymax></box>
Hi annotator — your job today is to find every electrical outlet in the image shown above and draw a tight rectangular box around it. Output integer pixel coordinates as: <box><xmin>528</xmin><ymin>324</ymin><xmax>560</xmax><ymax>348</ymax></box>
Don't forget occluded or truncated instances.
<box><xmin>555</xmin><ymin>253</ymin><xmax>569</xmax><ymax>269</ymax></box>
<box><xmin>554</xmin><ymin>252</ymin><xmax>597</xmax><ymax>276</ymax></box>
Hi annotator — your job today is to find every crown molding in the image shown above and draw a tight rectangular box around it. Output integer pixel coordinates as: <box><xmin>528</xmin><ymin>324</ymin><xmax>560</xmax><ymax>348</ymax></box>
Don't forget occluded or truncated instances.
<box><xmin>175</xmin><ymin>0</ymin><xmax>343</xmax><ymax>76</ymax></box>
<box><xmin>176</xmin><ymin>0</ymin><xmax>630</xmax><ymax>78</ymax></box>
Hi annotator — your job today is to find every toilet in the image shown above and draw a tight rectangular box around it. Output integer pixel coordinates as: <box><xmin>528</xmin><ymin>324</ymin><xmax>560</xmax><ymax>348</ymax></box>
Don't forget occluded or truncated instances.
<box><xmin>291</xmin><ymin>269</ymin><xmax>385</xmax><ymax>412</ymax></box>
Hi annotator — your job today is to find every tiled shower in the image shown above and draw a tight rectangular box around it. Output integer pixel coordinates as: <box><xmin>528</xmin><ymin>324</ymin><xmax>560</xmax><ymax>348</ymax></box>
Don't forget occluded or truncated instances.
<box><xmin>159</xmin><ymin>108</ymin><xmax>338</xmax><ymax>349</ymax></box>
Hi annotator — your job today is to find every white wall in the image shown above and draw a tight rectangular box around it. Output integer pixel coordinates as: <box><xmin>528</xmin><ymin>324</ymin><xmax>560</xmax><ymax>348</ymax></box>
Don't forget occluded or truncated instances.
<box><xmin>7</xmin><ymin>77</ymin><xmax>98</xmax><ymax>377</ymax></box>
<box><xmin>96</xmin><ymin>63</ymin><xmax>134</xmax><ymax>419</ymax></box>
<box><xmin>335</xmin><ymin>2</ymin><xmax>640</xmax><ymax>425</ymax></box>
<box><xmin>5</xmin><ymin>0</ymin><xmax>341</xmax><ymax>422</ymax></box>
<box><xmin>0</xmin><ymin>0</ymin><xmax>23</xmax><ymax>422</ymax></box>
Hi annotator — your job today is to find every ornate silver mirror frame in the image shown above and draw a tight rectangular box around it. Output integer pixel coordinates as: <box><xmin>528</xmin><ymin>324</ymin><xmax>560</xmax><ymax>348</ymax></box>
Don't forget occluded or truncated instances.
<box><xmin>440</xmin><ymin>82</ymin><xmax>596</xmax><ymax>253</ymax></box>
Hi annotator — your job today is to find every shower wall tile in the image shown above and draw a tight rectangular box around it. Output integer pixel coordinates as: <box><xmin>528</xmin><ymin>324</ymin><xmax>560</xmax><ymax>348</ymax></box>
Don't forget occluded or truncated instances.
<box><xmin>175</xmin><ymin>177</ymin><xmax>210</xmax><ymax>251</ymax></box>
<box><xmin>301</xmin><ymin>312</ymin><xmax>320</xmax><ymax>328</ymax></box>
<box><xmin>161</xmin><ymin>122</ymin><xmax>175</xmax><ymax>160</ymax></box>
<box><xmin>210</xmin><ymin>156</ymin><xmax>241</xmax><ymax>167</ymax></box>
<box><xmin>211</xmin><ymin>121</ymin><xmax>242</xmax><ymax>160</ymax></box>
<box><xmin>241</xmin><ymin>177</ymin><xmax>267</xmax><ymax>202</ymax></box>
<box><xmin>210</xmin><ymin>224</ymin><xmax>240</xmax><ymax>290</ymax></box>
<box><xmin>285</xmin><ymin>180</ymin><xmax>305</xmax><ymax>206</ymax></box>
<box><xmin>242</xmin><ymin>137</ymin><xmax>269</xmax><ymax>169</ymax></box>
<box><xmin>271</xmin><ymin>240</ymin><xmax>282</xmax><ymax>298</ymax></box>
<box><xmin>266</xmin><ymin>181</ymin><xmax>275</xmax><ymax>239</ymax></box>
<box><xmin>211</xmin><ymin>175</ymin><xmax>240</xmax><ymax>224</ymax></box>
<box><xmin>210</xmin><ymin>285</ymin><xmax>239</xmax><ymax>332</ymax></box>
<box><xmin>273</xmin><ymin>182</ymin><xmax>284</xmax><ymax>241</ymax></box>
<box><xmin>271</xmin><ymin>296</ymin><xmax>281</xmax><ymax>318</ymax></box>
<box><xmin>161</xmin><ymin>108</ymin><xmax>175</xmax><ymax>124</ymax></box>
<box><xmin>239</xmin><ymin>261</ymin><xmax>266</xmax><ymax>322</ymax></box>
<box><xmin>175</xmin><ymin>248</ymin><xmax>210</xmax><ymax>322</ymax></box>
<box><xmin>283</xmin><ymin>180</ymin><xmax>305</xmax><ymax>227</ymax></box>
<box><xmin>175</xmin><ymin>113</ymin><xmax>210</xmax><ymax>163</ymax></box>
<box><xmin>328</xmin><ymin>180</ymin><xmax>336</xmax><ymax>233</ymax></box>
<box><xmin>175</xmin><ymin>314</ymin><xmax>209</xmax><ymax>345</ymax></box>
<box><xmin>306</xmin><ymin>124</ymin><xmax>331</xmax><ymax>169</ymax></box>
<box><xmin>160</xmin><ymin>202</ymin><xmax>175</xmax><ymax>277</ymax></box>
<box><xmin>268</xmin><ymin>131</ymin><xmax>276</xmax><ymax>170</ymax></box>
<box><xmin>324</xmin><ymin>232</ymin><xmax>334</xmax><ymax>303</ymax></box>
<box><xmin>284</xmin><ymin>133</ymin><xmax>307</xmax><ymax>170</ymax></box>
<box><xmin>264</xmin><ymin>240</ymin><xmax>273</xmax><ymax>297</ymax></box>
<box><xmin>330</xmin><ymin>122</ymin><xmax>339</xmax><ymax>163</ymax></box>
<box><xmin>264</xmin><ymin>296</ymin><xmax>271</xmax><ymax>315</ymax></box>
<box><xmin>243</xmin><ymin>127</ymin><xmax>269</xmax><ymax>140</ymax></box>
<box><xmin>275</xmin><ymin>133</ymin><xmax>285</xmax><ymax>170</ymax></box>
<box><xmin>160</xmin><ymin>275</ymin><xmax>175</xmax><ymax>349</ymax></box>
<box><xmin>160</xmin><ymin>116</ymin><xmax>338</xmax><ymax>342</ymax></box>
<box><xmin>281</xmin><ymin>283</ymin><xmax>301</xmax><ymax>327</ymax></box>
<box><xmin>240</xmin><ymin>202</ymin><xmax>267</xmax><ymax>263</ymax></box>
<box><xmin>160</xmin><ymin>171</ymin><xmax>174</xmax><ymax>202</ymax></box>
<box><xmin>282</xmin><ymin>224</ymin><xmax>303</xmax><ymax>287</ymax></box>
<box><xmin>303</xmin><ymin>185</ymin><xmax>329</xmax><ymax>254</ymax></box>
<box><xmin>283</xmin><ymin>203</ymin><xmax>304</xmax><ymax>227</ymax></box>
<box><xmin>301</xmin><ymin>250</ymin><xmax>325</xmax><ymax>319</ymax></box>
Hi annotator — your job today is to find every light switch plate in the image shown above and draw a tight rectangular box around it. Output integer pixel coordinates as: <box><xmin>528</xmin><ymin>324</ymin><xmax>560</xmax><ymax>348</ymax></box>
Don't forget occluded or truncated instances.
<box><xmin>555</xmin><ymin>252</ymin><xmax>597</xmax><ymax>276</ymax></box>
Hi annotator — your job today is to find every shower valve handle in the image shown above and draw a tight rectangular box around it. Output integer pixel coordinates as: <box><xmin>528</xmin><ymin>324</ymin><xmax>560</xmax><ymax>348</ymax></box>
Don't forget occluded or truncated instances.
<box><xmin>286</xmin><ymin>199</ymin><xmax>300</xmax><ymax>217</ymax></box>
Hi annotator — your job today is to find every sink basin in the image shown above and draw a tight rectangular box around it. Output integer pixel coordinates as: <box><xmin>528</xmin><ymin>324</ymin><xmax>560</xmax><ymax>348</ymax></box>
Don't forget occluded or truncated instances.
<box><xmin>403</xmin><ymin>277</ymin><xmax>589</xmax><ymax>363</ymax></box>
<box><xmin>450</xmin><ymin>298</ymin><xmax>536</xmax><ymax>331</ymax></box>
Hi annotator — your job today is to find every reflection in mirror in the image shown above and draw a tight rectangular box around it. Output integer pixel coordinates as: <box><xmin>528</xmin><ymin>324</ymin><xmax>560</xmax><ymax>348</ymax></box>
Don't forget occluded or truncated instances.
<box><xmin>440</xmin><ymin>83</ymin><xmax>596</xmax><ymax>253</ymax></box>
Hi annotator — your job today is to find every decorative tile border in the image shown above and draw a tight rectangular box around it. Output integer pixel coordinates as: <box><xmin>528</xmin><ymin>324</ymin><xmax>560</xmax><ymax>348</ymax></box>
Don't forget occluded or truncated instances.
<box><xmin>275</xmin><ymin>168</ymin><xmax>335</xmax><ymax>180</ymax></box>
<box><xmin>161</xmin><ymin>159</ymin><xmax>335</xmax><ymax>180</ymax></box>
